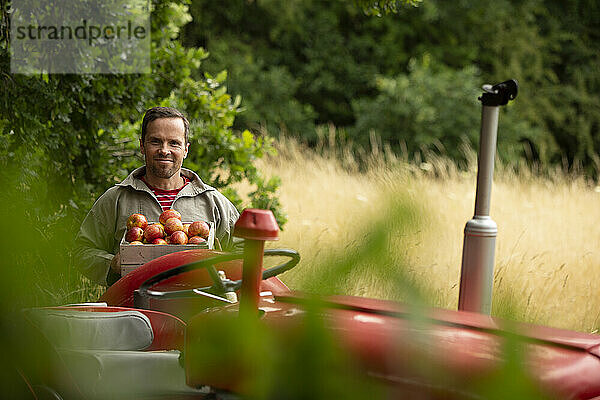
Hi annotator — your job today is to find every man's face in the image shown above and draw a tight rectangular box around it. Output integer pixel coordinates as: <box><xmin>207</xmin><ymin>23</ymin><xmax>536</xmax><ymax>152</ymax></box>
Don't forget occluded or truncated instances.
<box><xmin>140</xmin><ymin>117</ymin><xmax>189</xmax><ymax>180</ymax></box>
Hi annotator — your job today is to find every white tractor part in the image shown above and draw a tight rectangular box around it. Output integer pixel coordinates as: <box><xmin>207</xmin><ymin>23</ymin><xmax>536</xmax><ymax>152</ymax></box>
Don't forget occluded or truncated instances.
<box><xmin>458</xmin><ymin>80</ymin><xmax>518</xmax><ymax>314</ymax></box>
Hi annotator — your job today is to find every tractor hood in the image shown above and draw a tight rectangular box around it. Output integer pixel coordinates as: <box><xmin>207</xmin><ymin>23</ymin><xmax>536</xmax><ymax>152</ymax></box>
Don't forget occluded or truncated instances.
<box><xmin>276</xmin><ymin>294</ymin><xmax>600</xmax><ymax>356</ymax></box>
<box><xmin>259</xmin><ymin>293</ymin><xmax>600</xmax><ymax>399</ymax></box>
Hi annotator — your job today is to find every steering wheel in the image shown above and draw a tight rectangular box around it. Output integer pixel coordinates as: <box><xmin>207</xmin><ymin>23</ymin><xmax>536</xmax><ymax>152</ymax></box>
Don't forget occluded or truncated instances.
<box><xmin>137</xmin><ymin>249</ymin><xmax>300</xmax><ymax>304</ymax></box>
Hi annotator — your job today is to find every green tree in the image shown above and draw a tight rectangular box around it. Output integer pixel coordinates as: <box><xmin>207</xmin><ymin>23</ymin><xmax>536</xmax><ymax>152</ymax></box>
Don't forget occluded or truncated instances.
<box><xmin>0</xmin><ymin>0</ymin><xmax>286</xmax><ymax>305</ymax></box>
<box><xmin>351</xmin><ymin>56</ymin><xmax>541</xmax><ymax>164</ymax></box>
<box><xmin>181</xmin><ymin>0</ymin><xmax>600</xmax><ymax>174</ymax></box>
<box><xmin>0</xmin><ymin>0</ymin><xmax>285</xmax><ymax>223</ymax></box>
<box><xmin>182</xmin><ymin>0</ymin><xmax>423</xmax><ymax>141</ymax></box>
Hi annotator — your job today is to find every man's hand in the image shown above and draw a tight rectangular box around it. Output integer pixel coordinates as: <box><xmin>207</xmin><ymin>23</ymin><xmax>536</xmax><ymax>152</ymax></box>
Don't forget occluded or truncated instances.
<box><xmin>110</xmin><ymin>252</ymin><xmax>121</xmax><ymax>275</ymax></box>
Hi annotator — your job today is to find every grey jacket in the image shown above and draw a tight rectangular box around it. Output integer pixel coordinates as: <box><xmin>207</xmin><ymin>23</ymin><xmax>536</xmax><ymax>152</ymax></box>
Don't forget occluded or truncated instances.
<box><xmin>74</xmin><ymin>166</ymin><xmax>240</xmax><ymax>285</ymax></box>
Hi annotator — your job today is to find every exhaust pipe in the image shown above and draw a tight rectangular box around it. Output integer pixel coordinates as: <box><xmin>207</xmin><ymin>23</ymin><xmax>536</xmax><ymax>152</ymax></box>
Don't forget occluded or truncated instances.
<box><xmin>458</xmin><ymin>80</ymin><xmax>518</xmax><ymax>314</ymax></box>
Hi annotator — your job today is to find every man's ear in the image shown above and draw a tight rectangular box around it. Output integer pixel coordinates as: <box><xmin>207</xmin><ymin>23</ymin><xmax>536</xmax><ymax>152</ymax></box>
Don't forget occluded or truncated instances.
<box><xmin>139</xmin><ymin>138</ymin><xmax>145</xmax><ymax>154</ymax></box>
<box><xmin>184</xmin><ymin>142</ymin><xmax>190</xmax><ymax>159</ymax></box>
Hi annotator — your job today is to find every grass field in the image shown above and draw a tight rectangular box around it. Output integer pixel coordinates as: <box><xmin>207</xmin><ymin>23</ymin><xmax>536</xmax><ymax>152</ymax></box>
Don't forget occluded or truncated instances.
<box><xmin>238</xmin><ymin>136</ymin><xmax>600</xmax><ymax>333</ymax></box>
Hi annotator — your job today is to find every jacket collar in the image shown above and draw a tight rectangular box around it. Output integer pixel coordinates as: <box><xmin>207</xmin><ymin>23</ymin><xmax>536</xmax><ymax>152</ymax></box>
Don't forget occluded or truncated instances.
<box><xmin>117</xmin><ymin>166</ymin><xmax>214</xmax><ymax>195</ymax></box>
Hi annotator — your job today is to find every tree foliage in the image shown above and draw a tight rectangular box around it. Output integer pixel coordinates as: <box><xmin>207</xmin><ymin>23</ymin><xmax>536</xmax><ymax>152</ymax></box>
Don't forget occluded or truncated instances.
<box><xmin>351</xmin><ymin>56</ymin><xmax>541</xmax><ymax>164</ymax></box>
<box><xmin>182</xmin><ymin>0</ymin><xmax>600</xmax><ymax>175</ymax></box>
<box><xmin>354</xmin><ymin>0</ymin><xmax>423</xmax><ymax>16</ymax></box>
<box><xmin>0</xmin><ymin>0</ymin><xmax>286</xmax><ymax>228</ymax></box>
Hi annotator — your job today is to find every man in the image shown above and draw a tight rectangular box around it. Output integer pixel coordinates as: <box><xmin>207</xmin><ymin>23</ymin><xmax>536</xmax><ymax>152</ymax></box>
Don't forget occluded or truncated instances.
<box><xmin>74</xmin><ymin>107</ymin><xmax>240</xmax><ymax>286</ymax></box>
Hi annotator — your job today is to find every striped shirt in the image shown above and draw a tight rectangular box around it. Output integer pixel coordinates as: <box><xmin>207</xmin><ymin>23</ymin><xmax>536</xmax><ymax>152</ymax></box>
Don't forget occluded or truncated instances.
<box><xmin>141</xmin><ymin>175</ymin><xmax>190</xmax><ymax>211</ymax></box>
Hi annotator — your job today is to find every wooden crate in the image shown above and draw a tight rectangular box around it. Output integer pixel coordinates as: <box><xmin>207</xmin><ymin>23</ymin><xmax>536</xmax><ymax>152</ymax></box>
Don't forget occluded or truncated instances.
<box><xmin>119</xmin><ymin>221</ymin><xmax>215</xmax><ymax>276</ymax></box>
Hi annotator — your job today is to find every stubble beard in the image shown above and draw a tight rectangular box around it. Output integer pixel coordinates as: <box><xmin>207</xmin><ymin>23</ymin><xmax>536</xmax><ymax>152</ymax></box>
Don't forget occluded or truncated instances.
<box><xmin>147</xmin><ymin>160</ymin><xmax>180</xmax><ymax>179</ymax></box>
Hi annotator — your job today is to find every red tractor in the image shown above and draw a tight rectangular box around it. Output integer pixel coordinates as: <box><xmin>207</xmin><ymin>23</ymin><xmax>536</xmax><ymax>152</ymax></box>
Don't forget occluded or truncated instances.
<box><xmin>20</xmin><ymin>81</ymin><xmax>600</xmax><ymax>399</ymax></box>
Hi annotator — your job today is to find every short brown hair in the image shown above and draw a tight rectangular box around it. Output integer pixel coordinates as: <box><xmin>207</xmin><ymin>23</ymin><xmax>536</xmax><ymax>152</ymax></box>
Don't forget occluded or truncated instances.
<box><xmin>141</xmin><ymin>107</ymin><xmax>190</xmax><ymax>144</ymax></box>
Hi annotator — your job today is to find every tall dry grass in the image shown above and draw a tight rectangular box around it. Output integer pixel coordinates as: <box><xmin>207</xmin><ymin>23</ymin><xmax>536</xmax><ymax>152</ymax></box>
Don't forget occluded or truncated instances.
<box><xmin>238</xmin><ymin>133</ymin><xmax>600</xmax><ymax>333</ymax></box>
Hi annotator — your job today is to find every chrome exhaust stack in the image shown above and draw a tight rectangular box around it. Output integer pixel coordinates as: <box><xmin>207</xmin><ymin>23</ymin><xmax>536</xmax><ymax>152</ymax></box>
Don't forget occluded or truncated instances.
<box><xmin>458</xmin><ymin>80</ymin><xmax>518</xmax><ymax>314</ymax></box>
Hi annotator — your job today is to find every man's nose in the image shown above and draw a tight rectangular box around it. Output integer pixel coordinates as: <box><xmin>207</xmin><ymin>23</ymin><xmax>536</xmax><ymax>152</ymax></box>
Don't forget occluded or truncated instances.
<box><xmin>157</xmin><ymin>143</ymin><xmax>170</xmax><ymax>154</ymax></box>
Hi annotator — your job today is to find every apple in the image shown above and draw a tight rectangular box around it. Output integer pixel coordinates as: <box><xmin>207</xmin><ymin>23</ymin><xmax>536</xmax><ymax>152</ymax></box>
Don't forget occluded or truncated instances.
<box><xmin>188</xmin><ymin>236</ymin><xmax>206</xmax><ymax>245</ymax></box>
<box><xmin>188</xmin><ymin>220</ymin><xmax>210</xmax><ymax>239</ymax></box>
<box><xmin>125</xmin><ymin>227</ymin><xmax>144</xmax><ymax>242</ymax></box>
<box><xmin>127</xmin><ymin>213</ymin><xmax>148</xmax><ymax>230</ymax></box>
<box><xmin>182</xmin><ymin>223</ymin><xmax>190</xmax><ymax>236</ymax></box>
<box><xmin>164</xmin><ymin>217</ymin><xmax>184</xmax><ymax>235</ymax></box>
<box><xmin>144</xmin><ymin>223</ymin><xmax>165</xmax><ymax>242</ymax></box>
<box><xmin>159</xmin><ymin>209</ymin><xmax>181</xmax><ymax>225</ymax></box>
<box><xmin>129</xmin><ymin>240</ymin><xmax>144</xmax><ymax>245</ymax></box>
<box><xmin>152</xmin><ymin>238</ymin><xmax>168</xmax><ymax>245</ymax></box>
<box><xmin>169</xmin><ymin>230</ymin><xmax>188</xmax><ymax>245</ymax></box>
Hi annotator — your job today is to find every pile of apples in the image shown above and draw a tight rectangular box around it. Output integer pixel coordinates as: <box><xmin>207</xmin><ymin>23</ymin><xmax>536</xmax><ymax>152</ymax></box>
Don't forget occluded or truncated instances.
<box><xmin>125</xmin><ymin>209</ymin><xmax>210</xmax><ymax>245</ymax></box>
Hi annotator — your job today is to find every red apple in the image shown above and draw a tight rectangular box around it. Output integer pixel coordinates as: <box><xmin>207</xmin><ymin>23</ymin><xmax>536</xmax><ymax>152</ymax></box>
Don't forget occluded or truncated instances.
<box><xmin>125</xmin><ymin>227</ymin><xmax>144</xmax><ymax>242</ymax></box>
<box><xmin>144</xmin><ymin>223</ymin><xmax>165</xmax><ymax>242</ymax></box>
<box><xmin>188</xmin><ymin>220</ymin><xmax>210</xmax><ymax>239</ymax></box>
<box><xmin>159</xmin><ymin>209</ymin><xmax>181</xmax><ymax>225</ymax></box>
<box><xmin>129</xmin><ymin>240</ymin><xmax>143</xmax><ymax>245</ymax></box>
<box><xmin>152</xmin><ymin>238</ymin><xmax>168</xmax><ymax>245</ymax></box>
<box><xmin>127</xmin><ymin>213</ymin><xmax>148</xmax><ymax>230</ymax></box>
<box><xmin>169</xmin><ymin>230</ymin><xmax>188</xmax><ymax>245</ymax></box>
<box><xmin>164</xmin><ymin>217</ymin><xmax>184</xmax><ymax>235</ymax></box>
<box><xmin>182</xmin><ymin>223</ymin><xmax>190</xmax><ymax>236</ymax></box>
<box><xmin>188</xmin><ymin>236</ymin><xmax>206</xmax><ymax>245</ymax></box>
